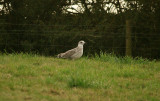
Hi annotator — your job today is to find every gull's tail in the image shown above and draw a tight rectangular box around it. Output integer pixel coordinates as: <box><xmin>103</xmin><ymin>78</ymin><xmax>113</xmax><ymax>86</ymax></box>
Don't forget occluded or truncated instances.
<box><xmin>57</xmin><ymin>53</ymin><xmax>64</xmax><ymax>58</ymax></box>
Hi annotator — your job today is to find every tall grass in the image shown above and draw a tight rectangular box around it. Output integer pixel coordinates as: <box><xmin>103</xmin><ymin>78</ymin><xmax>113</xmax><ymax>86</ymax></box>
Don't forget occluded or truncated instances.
<box><xmin>94</xmin><ymin>52</ymin><xmax>153</xmax><ymax>64</ymax></box>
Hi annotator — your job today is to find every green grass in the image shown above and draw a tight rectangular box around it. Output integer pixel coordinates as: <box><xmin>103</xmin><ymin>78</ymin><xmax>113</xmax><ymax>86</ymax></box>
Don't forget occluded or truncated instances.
<box><xmin>0</xmin><ymin>53</ymin><xmax>160</xmax><ymax>101</ymax></box>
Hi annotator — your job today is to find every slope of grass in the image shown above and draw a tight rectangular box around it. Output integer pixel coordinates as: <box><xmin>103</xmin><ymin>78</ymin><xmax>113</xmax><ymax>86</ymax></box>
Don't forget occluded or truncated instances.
<box><xmin>0</xmin><ymin>53</ymin><xmax>160</xmax><ymax>101</ymax></box>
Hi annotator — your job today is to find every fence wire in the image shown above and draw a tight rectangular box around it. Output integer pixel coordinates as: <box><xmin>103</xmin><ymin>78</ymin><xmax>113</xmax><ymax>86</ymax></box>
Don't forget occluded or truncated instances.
<box><xmin>0</xmin><ymin>23</ymin><xmax>160</xmax><ymax>59</ymax></box>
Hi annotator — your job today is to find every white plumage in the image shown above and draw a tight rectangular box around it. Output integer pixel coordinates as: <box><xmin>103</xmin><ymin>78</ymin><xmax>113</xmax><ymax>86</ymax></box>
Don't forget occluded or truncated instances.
<box><xmin>57</xmin><ymin>40</ymin><xmax>85</xmax><ymax>59</ymax></box>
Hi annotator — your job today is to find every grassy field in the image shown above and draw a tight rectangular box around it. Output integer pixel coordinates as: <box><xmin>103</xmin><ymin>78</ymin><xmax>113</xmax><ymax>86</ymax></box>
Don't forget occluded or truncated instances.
<box><xmin>0</xmin><ymin>53</ymin><xmax>160</xmax><ymax>101</ymax></box>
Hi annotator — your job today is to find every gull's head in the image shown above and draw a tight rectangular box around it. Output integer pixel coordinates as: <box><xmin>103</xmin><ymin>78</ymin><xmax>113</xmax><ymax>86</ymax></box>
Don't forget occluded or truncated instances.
<box><xmin>78</xmin><ymin>40</ymin><xmax>85</xmax><ymax>46</ymax></box>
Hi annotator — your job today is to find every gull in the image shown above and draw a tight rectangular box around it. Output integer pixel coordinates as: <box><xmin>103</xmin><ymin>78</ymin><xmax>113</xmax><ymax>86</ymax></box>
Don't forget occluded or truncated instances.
<box><xmin>57</xmin><ymin>40</ymin><xmax>85</xmax><ymax>59</ymax></box>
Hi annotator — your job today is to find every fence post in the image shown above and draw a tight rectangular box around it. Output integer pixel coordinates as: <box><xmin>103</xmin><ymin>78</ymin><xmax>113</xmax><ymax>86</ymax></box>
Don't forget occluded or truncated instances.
<box><xmin>125</xmin><ymin>20</ymin><xmax>132</xmax><ymax>56</ymax></box>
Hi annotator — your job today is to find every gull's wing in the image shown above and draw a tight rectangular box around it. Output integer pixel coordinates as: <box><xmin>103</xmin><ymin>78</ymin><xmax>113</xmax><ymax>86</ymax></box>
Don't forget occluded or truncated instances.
<box><xmin>60</xmin><ymin>47</ymin><xmax>77</xmax><ymax>59</ymax></box>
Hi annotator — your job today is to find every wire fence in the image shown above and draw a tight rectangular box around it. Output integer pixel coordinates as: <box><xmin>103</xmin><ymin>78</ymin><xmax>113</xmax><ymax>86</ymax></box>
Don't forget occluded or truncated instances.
<box><xmin>0</xmin><ymin>23</ymin><xmax>160</xmax><ymax>59</ymax></box>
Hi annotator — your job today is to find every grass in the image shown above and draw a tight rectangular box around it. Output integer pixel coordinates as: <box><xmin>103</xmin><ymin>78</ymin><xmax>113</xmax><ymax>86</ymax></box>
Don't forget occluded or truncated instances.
<box><xmin>0</xmin><ymin>53</ymin><xmax>160</xmax><ymax>101</ymax></box>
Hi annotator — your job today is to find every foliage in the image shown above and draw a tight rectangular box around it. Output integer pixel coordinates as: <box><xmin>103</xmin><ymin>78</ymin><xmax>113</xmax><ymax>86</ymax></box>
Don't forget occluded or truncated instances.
<box><xmin>0</xmin><ymin>0</ymin><xmax>160</xmax><ymax>58</ymax></box>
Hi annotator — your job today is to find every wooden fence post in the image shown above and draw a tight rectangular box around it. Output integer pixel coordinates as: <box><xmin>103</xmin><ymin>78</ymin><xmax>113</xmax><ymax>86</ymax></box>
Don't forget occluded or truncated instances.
<box><xmin>125</xmin><ymin>20</ymin><xmax>132</xmax><ymax>56</ymax></box>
